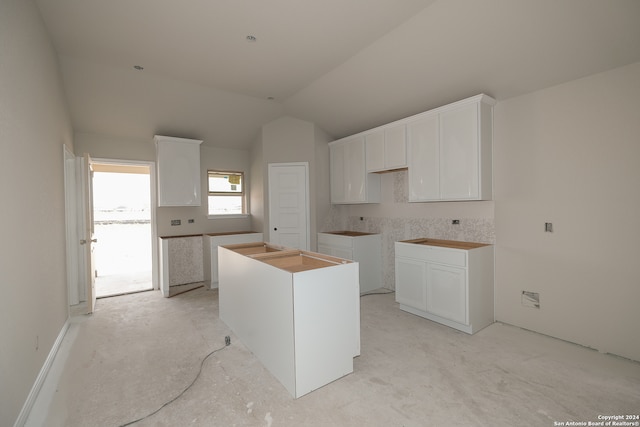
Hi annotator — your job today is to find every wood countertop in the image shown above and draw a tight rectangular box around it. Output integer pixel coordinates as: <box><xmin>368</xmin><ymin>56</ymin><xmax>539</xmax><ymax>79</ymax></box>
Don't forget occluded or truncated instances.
<box><xmin>205</xmin><ymin>231</ymin><xmax>261</xmax><ymax>236</ymax></box>
<box><xmin>322</xmin><ymin>231</ymin><xmax>379</xmax><ymax>237</ymax></box>
<box><xmin>160</xmin><ymin>231</ymin><xmax>261</xmax><ymax>239</ymax></box>
<box><xmin>399</xmin><ymin>238</ymin><xmax>491</xmax><ymax>250</ymax></box>
<box><xmin>159</xmin><ymin>234</ymin><xmax>203</xmax><ymax>239</ymax></box>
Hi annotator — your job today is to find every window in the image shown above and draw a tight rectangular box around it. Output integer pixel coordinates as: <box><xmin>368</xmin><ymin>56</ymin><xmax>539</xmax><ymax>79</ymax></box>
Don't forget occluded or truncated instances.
<box><xmin>207</xmin><ymin>171</ymin><xmax>245</xmax><ymax>216</ymax></box>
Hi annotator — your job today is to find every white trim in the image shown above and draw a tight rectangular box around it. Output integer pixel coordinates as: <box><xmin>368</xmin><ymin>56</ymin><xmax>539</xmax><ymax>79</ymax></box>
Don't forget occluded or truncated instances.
<box><xmin>63</xmin><ymin>145</ymin><xmax>79</xmax><ymax>306</ymax></box>
<box><xmin>208</xmin><ymin>214</ymin><xmax>251</xmax><ymax>220</ymax></box>
<box><xmin>14</xmin><ymin>319</ymin><xmax>70</xmax><ymax>427</ymax></box>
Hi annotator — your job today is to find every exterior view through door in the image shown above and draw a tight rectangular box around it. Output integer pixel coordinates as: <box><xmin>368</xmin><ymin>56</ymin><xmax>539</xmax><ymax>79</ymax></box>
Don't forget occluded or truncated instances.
<box><xmin>92</xmin><ymin>162</ymin><xmax>153</xmax><ymax>297</ymax></box>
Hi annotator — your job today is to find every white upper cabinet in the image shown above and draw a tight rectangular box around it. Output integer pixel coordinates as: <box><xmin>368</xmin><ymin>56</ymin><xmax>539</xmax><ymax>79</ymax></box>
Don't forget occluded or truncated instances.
<box><xmin>407</xmin><ymin>94</ymin><xmax>495</xmax><ymax>202</ymax></box>
<box><xmin>155</xmin><ymin>135</ymin><xmax>202</xmax><ymax>206</ymax></box>
<box><xmin>407</xmin><ymin>113</ymin><xmax>439</xmax><ymax>201</ymax></box>
<box><xmin>329</xmin><ymin>94</ymin><xmax>494</xmax><ymax>203</ymax></box>
<box><xmin>365</xmin><ymin>125</ymin><xmax>407</xmax><ymax>172</ymax></box>
<box><xmin>365</xmin><ymin>131</ymin><xmax>384</xmax><ymax>172</ymax></box>
<box><xmin>330</xmin><ymin>136</ymin><xmax>380</xmax><ymax>204</ymax></box>
<box><xmin>440</xmin><ymin>103</ymin><xmax>480</xmax><ymax>199</ymax></box>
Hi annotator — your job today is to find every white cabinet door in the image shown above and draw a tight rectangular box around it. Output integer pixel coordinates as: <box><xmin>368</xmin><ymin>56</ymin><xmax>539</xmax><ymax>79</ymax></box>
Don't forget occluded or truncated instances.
<box><xmin>155</xmin><ymin>136</ymin><xmax>202</xmax><ymax>206</ymax></box>
<box><xmin>344</xmin><ymin>136</ymin><xmax>366</xmax><ymax>202</ymax></box>
<box><xmin>330</xmin><ymin>142</ymin><xmax>346</xmax><ymax>203</ymax></box>
<box><xmin>365</xmin><ymin>126</ymin><xmax>407</xmax><ymax>172</ymax></box>
<box><xmin>426</xmin><ymin>263</ymin><xmax>466</xmax><ymax>324</ymax></box>
<box><xmin>384</xmin><ymin>125</ymin><xmax>407</xmax><ymax>170</ymax></box>
<box><xmin>365</xmin><ymin>131</ymin><xmax>385</xmax><ymax>172</ymax></box>
<box><xmin>395</xmin><ymin>257</ymin><xmax>427</xmax><ymax>311</ymax></box>
<box><xmin>330</xmin><ymin>137</ymin><xmax>380</xmax><ymax>204</ymax></box>
<box><xmin>407</xmin><ymin>114</ymin><xmax>439</xmax><ymax>201</ymax></box>
<box><xmin>440</xmin><ymin>103</ymin><xmax>479</xmax><ymax>200</ymax></box>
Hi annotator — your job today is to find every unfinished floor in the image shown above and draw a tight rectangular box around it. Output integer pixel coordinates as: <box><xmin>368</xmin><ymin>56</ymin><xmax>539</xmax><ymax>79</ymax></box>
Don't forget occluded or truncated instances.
<box><xmin>30</xmin><ymin>288</ymin><xmax>639</xmax><ymax>426</ymax></box>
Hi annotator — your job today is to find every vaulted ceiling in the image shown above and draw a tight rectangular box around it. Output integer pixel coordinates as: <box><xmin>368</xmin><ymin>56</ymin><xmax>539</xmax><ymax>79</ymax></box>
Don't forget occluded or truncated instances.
<box><xmin>36</xmin><ymin>0</ymin><xmax>640</xmax><ymax>149</ymax></box>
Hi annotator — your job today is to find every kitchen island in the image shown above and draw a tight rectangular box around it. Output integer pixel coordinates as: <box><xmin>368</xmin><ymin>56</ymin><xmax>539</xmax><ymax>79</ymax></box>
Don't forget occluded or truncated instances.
<box><xmin>218</xmin><ymin>242</ymin><xmax>360</xmax><ymax>398</ymax></box>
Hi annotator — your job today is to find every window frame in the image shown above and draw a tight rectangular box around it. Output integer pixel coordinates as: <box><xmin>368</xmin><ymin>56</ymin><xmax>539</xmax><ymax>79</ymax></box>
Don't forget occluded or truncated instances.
<box><xmin>207</xmin><ymin>170</ymin><xmax>248</xmax><ymax>218</ymax></box>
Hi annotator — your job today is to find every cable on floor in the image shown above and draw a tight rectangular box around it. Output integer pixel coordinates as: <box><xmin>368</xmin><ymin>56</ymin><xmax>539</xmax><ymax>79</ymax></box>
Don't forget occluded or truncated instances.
<box><xmin>360</xmin><ymin>290</ymin><xmax>395</xmax><ymax>297</ymax></box>
<box><xmin>118</xmin><ymin>339</ymin><xmax>230</xmax><ymax>427</ymax></box>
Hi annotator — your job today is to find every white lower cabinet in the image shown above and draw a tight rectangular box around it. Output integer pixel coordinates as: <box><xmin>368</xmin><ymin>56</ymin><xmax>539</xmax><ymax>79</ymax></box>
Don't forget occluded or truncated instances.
<box><xmin>395</xmin><ymin>257</ymin><xmax>427</xmax><ymax>311</ymax></box>
<box><xmin>426</xmin><ymin>263</ymin><xmax>466</xmax><ymax>324</ymax></box>
<box><xmin>317</xmin><ymin>232</ymin><xmax>382</xmax><ymax>294</ymax></box>
<box><xmin>395</xmin><ymin>239</ymin><xmax>494</xmax><ymax>334</ymax></box>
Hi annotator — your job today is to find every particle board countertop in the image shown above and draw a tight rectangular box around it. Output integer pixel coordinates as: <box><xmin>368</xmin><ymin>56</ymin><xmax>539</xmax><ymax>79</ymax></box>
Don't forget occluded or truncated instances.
<box><xmin>399</xmin><ymin>238</ymin><xmax>491</xmax><ymax>250</ymax></box>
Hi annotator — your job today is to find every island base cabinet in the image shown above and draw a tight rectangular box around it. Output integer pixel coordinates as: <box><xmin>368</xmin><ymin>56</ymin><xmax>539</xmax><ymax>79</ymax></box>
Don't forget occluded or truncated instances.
<box><xmin>218</xmin><ymin>244</ymin><xmax>360</xmax><ymax>398</ymax></box>
<box><xmin>395</xmin><ymin>240</ymin><xmax>493</xmax><ymax>334</ymax></box>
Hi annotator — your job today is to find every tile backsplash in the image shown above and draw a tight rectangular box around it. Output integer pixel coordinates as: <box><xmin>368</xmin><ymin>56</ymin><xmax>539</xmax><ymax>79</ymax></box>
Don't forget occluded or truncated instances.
<box><xmin>320</xmin><ymin>170</ymin><xmax>495</xmax><ymax>289</ymax></box>
<box><xmin>345</xmin><ymin>216</ymin><xmax>494</xmax><ymax>289</ymax></box>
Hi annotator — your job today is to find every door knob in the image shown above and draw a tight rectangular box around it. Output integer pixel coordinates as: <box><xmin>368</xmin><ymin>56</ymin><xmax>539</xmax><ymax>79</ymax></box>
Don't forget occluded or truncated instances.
<box><xmin>273</xmin><ymin>227</ymin><xmax>278</xmax><ymax>231</ymax></box>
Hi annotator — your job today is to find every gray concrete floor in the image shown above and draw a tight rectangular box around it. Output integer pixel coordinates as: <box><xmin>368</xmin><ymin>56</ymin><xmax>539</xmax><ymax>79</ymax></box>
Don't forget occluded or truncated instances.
<box><xmin>37</xmin><ymin>288</ymin><xmax>639</xmax><ymax>426</ymax></box>
<box><xmin>94</xmin><ymin>223</ymin><xmax>152</xmax><ymax>298</ymax></box>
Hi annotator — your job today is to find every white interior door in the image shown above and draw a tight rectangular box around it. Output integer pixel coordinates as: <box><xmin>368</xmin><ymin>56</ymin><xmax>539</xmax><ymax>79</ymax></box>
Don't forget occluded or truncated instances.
<box><xmin>81</xmin><ymin>153</ymin><xmax>97</xmax><ymax>313</ymax></box>
<box><xmin>268</xmin><ymin>163</ymin><xmax>310</xmax><ymax>250</ymax></box>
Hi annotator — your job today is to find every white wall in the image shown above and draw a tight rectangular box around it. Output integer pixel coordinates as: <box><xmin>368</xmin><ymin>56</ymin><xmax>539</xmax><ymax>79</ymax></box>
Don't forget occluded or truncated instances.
<box><xmin>0</xmin><ymin>0</ymin><xmax>74</xmax><ymax>425</ymax></box>
<box><xmin>254</xmin><ymin>116</ymin><xmax>332</xmax><ymax>250</ymax></box>
<box><xmin>74</xmin><ymin>132</ymin><xmax>253</xmax><ymax>237</ymax></box>
<box><xmin>249</xmin><ymin>133</ymin><xmax>265</xmax><ymax>234</ymax></box>
<box><xmin>494</xmin><ymin>61</ymin><xmax>640</xmax><ymax>361</ymax></box>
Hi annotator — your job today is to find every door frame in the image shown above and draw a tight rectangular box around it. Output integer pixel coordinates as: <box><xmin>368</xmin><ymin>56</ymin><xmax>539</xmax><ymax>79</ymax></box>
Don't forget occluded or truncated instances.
<box><xmin>267</xmin><ymin>162</ymin><xmax>310</xmax><ymax>250</ymax></box>
<box><xmin>92</xmin><ymin>157</ymin><xmax>159</xmax><ymax>292</ymax></box>
<box><xmin>82</xmin><ymin>153</ymin><xmax>97</xmax><ymax>313</ymax></box>
<box><xmin>63</xmin><ymin>145</ymin><xmax>80</xmax><ymax>307</ymax></box>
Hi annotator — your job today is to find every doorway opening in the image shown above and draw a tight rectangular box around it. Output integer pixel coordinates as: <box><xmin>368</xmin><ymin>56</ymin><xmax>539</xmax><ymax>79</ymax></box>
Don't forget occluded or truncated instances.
<box><xmin>92</xmin><ymin>162</ymin><xmax>153</xmax><ymax>297</ymax></box>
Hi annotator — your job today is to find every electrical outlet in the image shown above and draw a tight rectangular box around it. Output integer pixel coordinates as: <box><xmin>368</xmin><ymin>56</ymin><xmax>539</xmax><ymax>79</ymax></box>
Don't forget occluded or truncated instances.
<box><xmin>188</xmin><ymin>219</ymin><xmax>194</xmax><ymax>224</ymax></box>
<box><xmin>171</xmin><ymin>219</ymin><xmax>181</xmax><ymax>226</ymax></box>
<box><xmin>545</xmin><ymin>222</ymin><xmax>553</xmax><ymax>232</ymax></box>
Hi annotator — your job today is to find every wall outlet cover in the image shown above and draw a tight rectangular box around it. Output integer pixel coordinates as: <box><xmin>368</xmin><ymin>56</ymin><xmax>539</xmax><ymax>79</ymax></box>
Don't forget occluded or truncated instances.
<box><xmin>522</xmin><ymin>291</ymin><xmax>540</xmax><ymax>309</ymax></box>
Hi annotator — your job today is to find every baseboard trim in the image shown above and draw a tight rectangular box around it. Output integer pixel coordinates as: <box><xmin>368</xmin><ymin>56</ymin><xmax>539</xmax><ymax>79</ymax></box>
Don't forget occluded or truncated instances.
<box><xmin>13</xmin><ymin>318</ymin><xmax>70</xmax><ymax>427</ymax></box>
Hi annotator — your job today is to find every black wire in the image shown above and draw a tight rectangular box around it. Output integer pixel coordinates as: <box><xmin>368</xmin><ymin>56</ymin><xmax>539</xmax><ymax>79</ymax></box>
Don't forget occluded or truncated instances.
<box><xmin>360</xmin><ymin>290</ymin><xmax>395</xmax><ymax>297</ymax></box>
<box><xmin>118</xmin><ymin>343</ymin><xmax>228</xmax><ymax>427</ymax></box>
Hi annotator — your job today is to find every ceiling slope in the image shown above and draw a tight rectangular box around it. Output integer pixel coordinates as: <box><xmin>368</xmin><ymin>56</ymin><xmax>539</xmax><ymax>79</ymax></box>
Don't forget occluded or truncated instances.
<box><xmin>37</xmin><ymin>0</ymin><xmax>640</xmax><ymax>148</ymax></box>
